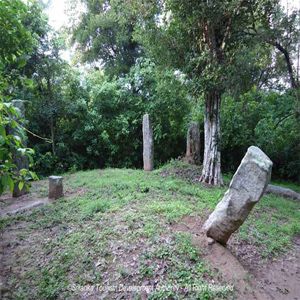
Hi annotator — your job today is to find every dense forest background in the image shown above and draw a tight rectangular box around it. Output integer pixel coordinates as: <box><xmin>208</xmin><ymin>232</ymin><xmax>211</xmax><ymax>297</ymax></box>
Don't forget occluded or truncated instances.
<box><xmin>1</xmin><ymin>0</ymin><xmax>299</xmax><ymax>183</ymax></box>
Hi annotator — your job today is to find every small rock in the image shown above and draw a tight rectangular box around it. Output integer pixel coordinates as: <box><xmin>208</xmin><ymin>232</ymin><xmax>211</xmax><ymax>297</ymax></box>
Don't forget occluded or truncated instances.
<box><xmin>49</xmin><ymin>176</ymin><xmax>64</xmax><ymax>199</ymax></box>
<box><xmin>207</xmin><ymin>237</ymin><xmax>215</xmax><ymax>245</ymax></box>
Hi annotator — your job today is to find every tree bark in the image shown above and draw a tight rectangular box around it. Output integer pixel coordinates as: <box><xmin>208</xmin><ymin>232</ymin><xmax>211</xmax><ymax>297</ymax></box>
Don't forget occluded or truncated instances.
<box><xmin>46</xmin><ymin>63</ymin><xmax>55</xmax><ymax>155</ymax></box>
<box><xmin>200</xmin><ymin>22</ymin><xmax>223</xmax><ymax>186</ymax></box>
<box><xmin>200</xmin><ymin>91</ymin><xmax>223</xmax><ymax>185</ymax></box>
<box><xmin>50</xmin><ymin>115</ymin><xmax>55</xmax><ymax>155</ymax></box>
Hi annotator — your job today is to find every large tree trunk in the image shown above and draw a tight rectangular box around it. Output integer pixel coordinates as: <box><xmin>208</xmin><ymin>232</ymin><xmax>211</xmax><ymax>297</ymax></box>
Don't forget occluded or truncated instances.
<box><xmin>200</xmin><ymin>91</ymin><xmax>223</xmax><ymax>186</ymax></box>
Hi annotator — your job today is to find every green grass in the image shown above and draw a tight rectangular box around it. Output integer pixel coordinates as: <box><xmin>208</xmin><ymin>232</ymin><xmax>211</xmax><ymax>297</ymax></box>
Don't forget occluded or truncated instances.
<box><xmin>0</xmin><ymin>162</ymin><xmax>299</xmax><ymax>299</ymax></box>
<box><xmin>234</xmin><ymin>192</ymin><xmax>300</xmax><ymax>257</ymax></box>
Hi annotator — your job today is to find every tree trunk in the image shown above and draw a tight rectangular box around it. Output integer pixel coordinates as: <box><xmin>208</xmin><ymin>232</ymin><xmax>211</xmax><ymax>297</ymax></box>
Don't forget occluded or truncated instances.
<box><xmin>50</xmin><ymin>115</ymin><xmax>55</xmax><ymax>155</ymax></box>
<box><xmin>200</xmin><ymin>91</ymin><xmax>223</xmax><ymax>186</ymax></box>
<box><xmin>46</xmin><ymin>63</ymin><xmax>55</xmax><ymax>155</ymax></box>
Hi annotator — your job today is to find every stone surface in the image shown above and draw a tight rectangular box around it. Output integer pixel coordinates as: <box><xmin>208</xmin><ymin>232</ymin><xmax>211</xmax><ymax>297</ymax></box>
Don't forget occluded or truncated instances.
<box><xmin>143</xmin><ymin>114</ymin><xmax>154</xmax><ymax>171</ymax></box>
<box><xmin>266</xmin><ymin>185</ymin><xmax>300</xmax><ymax>200</ymax></box>
<box><xmin>207</xmin><ymin>237</ymin><xmax>215</xmax><ymax>245</ymax></box>
<box><xmin>49</xmin><ymin>176</ymin><xmax>63</xmax><ymax>199</ymax></box>
<box><xmin>203</xmin><ymin>146</ymin><xmax>273</xmax><ymax>245</ymax></box>
<box><xmin>185</xmin><ymin>121</ymin><xmax>201</xmax><ymax>165</ymax></box>
<box><xmin>9</xmin><ymin>100</ymin><xmax>29</xmax><ymax>197</ymax></box>
<box><xmin>1</xmin><ymin>199</ymin><xmax>50</xmax><ymax>216</ymax></box>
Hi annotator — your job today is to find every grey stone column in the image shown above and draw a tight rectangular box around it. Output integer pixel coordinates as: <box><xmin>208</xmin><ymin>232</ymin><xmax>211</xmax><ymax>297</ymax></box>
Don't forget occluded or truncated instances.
<box><xmin>49</xmin><ymin>176</ymin><xmax>63</xmax><ymax>199</ymax></box>
<box><xmin>10</xmin><ymin>100</ymin><xmax>29</xmax><ymax>197</ymax></box>
<box><xmin>143</xmin><ymin>114</ymin><xmax>154</xmax><ymax>171</ymax></box>
<box><xmin>203</xmin><ymin>146</ymin><xmax>273</xmax><ymax>245</ymax></box>
<box><xmin>186</xmin><ymin>121</ymin><xmax>201</xmax><ymax>165</ymax></box>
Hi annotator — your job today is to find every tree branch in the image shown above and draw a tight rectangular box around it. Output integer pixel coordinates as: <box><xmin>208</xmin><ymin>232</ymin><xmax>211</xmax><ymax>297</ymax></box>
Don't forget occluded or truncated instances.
<box><xmin>274</xmin><ymin>113</ymin><xmax>294</xmax><ymax>129</ymax></box>
<box><xmin>267</xmin><ymin>39</ymin><xmax>299</xmax><ymax>90</ymax></box>
<box><xmin>221</xmin><ymin>0</ymin><xmax>245</xmax><ymax>51</ymax></box>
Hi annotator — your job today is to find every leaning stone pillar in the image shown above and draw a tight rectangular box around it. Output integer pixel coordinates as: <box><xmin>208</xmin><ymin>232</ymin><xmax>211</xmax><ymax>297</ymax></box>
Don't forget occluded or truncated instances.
<box><xmin>186</xmin><ymin>121</ymin><xmax>201</xmax><ymax>165</ymax></box>
<box><xmin>10</xmin><ymin>100</ymin><xmax>29</xmax><ymax>197</ymax></box>
<box><xmin>203</xmin><ymin>146</ymin><xmax>273</xmax><ymax>245</ymax></box>
<box><xmin>49</xmin><ymin>176</ymin><xmax>63</xmax><ymax>199</ymax></box>
<box><xmin>143</xmin><ymin>114</ymin><xmax>154</xmax><ymax>171</ymax></box>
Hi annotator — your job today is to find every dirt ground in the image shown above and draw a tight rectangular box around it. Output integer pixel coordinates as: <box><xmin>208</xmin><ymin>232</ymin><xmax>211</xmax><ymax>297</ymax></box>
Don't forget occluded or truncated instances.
<box><xmin>1</xmin><ymin>170</ymin><xmax>300</xmax><ymax>299</ymax></box>
<box><xmin>172</xmin><ymin>215</ymin><xmax>300</xmax><ymax>300</ymax></box>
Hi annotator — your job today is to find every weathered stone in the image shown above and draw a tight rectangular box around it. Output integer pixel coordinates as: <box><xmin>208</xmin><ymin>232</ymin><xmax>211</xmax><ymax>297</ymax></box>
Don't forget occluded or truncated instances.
<box><xmin>266</xmin><ymin>185</ymin><xmax>300</xmax><ymax>200</ymax></box>
<box><xmin>143</xmin><ymin>114</ymin><xmax>154</xmax><ymax>171</ymax></box>
<box><xmin>185</xmin><ymin>121</ymin><xmax>201</xmax><ymax>165</ymax></box>
<box><xmin>9</xmin><ymin>100</ymin><xmax>29</xmax><ymax>197</ymax></box>
<box><xmin>49</xmin><ymin>176</ymin><xmax>63</xmax><ymax>199</ymax></box>
<box><xmin>203</xmin><ymin>146</ymin><xmax>273</xmax><ymax>245</ymax></box>
<box><xmin>207</xmin><ymin>237</ymin><xmax>215</xmax><ymax>245</ymax></box>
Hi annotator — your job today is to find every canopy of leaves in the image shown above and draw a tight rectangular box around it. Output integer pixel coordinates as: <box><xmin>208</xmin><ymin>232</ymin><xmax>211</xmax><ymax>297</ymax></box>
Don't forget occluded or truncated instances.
<box><xmin>0</xmin><ymin>0</ymin><xmax>34</xmax><ymax>66</ymax></box>
<box><xmin>70</xmin><ymin>0</ymin><xmax>142</xmax><ymax>77</ymax></box>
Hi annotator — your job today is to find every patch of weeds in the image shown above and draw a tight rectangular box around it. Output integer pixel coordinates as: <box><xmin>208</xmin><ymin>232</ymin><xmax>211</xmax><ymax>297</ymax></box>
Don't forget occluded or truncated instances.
<box><xmin>0</xmin><ymin>217</ymin><xmax>12</xmax><ymax>232</ymax></box>
<box><xmin>81</xmin><ymin>198</ymin><xmax>111</xmax><ymax>217</ymax></box>
<box><xmin>140</xmin><ymin>222</ymin><xmax>161</xmax><ymax>238</ymax></box>
<box><xmin>155</xmin><ymin>244</ymin><xmax>175</xmax><ymax>259</ymax></box>
<box><xmin>139</xmin><ymin>264</ymin><xmax>154</xmax><ymax>278</ymax></box>
<box><xmin>243</xmin><ymin>271</ymin><xmax>254</xmax><ymax>282</ymax></box>
<box><xmin>148</xmin><ymin>290</ymin><xmax>176</xmax><ymax>299</ymax></box>
<box><xmin>139</xmin><ymin>184</ymin><xmax>150</xmax><ymax>193</ymax></box>
<box><xmin>174</xmin><ymin>232</ymin><xmax>202</xmax><ymax>260</ymax></box>
<box><xmin>236</xmin><ymin>193</ymin><xmax>300</xmax><ymax>257</ymax></box>
<box><xmin>118</xmin><ymin>266</ymin><xmax>130</xmax><ymax>278</ymax></box>
<box><xmin>145</xmin><ymin>200</ymin><xmax>194</xmax><ymax>223</ymax></box>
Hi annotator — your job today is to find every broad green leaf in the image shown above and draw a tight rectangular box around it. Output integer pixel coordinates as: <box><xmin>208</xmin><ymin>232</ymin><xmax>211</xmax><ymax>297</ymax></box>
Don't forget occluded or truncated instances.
<box><xmin>29</xmin><ymin>171</ymin><xmax>38</xmax><ymax>180</ymax></box>
<box><xmin>8</xmin><ymin>177</ymin><xmax>14</xmax><ymax>193</ymax></box>
<box><xmin>19</xmin><ymin>181</ymin><xmax>24</xmax><ymax>191</ymax></box>
<box><xmin>20</xmin><ymin>169</ymin><xmax>27</xmax><ymax>177</ymax></box>
<box><xmin>0</xmin><ymin>125</ymin><xmax>6</xmax><ymax>138</ymax></box>
<box><xmin>0</xmin><ymin>136</ymin><xmax>5</xmax><ymax>146</ymax></box>
<box><xmin>25</xmin><ymin>183</ymin><xmax>30</xmax><ymax>192</ymax></box>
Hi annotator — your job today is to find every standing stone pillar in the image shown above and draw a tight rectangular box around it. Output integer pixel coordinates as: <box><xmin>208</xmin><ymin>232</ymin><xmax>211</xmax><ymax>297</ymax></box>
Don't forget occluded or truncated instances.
<box><xmin>143</xmin><ymin>114</ymin><xmax>154</xmax><ymax>171</ymax></box>
<box><xmin>185</xmin><ymin>122</ymin><xmax>201</xmax><ymax>165</ymax></box>
<box><xmin>10</xmin><ymin>100</ymin><xmax>29</xmax><ymax>197</ymax></box>
<box><xmin>49</xmin><ymin>176</ymin><xmax>64</xmax><ymax>199</ymax></box>
<box><xmin>203</xmin><ymin>146</ymin><xmax>272</xmax><ymax>245</ymax></box>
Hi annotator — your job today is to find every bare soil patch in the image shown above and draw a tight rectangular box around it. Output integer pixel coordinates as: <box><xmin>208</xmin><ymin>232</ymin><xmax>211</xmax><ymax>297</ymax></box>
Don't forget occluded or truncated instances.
<box><xmin>172</xmin><ymin>216</ymin><xmax>300</xmax><ymax>300</ymax></box>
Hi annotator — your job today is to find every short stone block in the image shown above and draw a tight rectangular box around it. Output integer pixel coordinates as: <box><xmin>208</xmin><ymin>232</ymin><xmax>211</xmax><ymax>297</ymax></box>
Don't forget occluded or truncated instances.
<box><xmin>49</xmin><ymin>176</ymin><xmax>63</xmax><ymax>199</ymax></box>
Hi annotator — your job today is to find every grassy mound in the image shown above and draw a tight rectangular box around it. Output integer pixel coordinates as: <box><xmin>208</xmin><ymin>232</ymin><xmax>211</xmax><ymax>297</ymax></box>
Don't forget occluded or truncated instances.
<box><xmin>1</xmin><ymin>162</ymin><xmax>299</xmax><ymax>299</ymax></box>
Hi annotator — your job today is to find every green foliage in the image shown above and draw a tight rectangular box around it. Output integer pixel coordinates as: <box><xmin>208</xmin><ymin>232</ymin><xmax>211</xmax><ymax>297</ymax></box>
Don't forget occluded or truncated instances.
<box><xmin>221</xmin><ymin>88</ymin><xmax>300</xmax><ymax>181</ymax></box>
<box><xmin>26</xmin><ymin>58</ymin><xmax>189</xmax><ymax>175</ymax></box>
<box><xmin>235</xmin><ymin>193</ymin><xmax>300</xmax><ymax>257</ymax></box>
<box><xmin>0</xmin><ymin>0</ymin><xmax>34</xmax><ymax>65</ymax></box>
<box><xmin>0</xmin><ymin>0</ymin><xmax>45</xmax><ymax>103</ymax></box>
<box><xmin>2</xmin><ymin>0</ymin><xmax>299</xmax><ymax>185</ymax></box>
<box><xmin>70</xmin><ymin>0</ymin><xmax>142</xmax><ymax>77</ymax></box>
<box><xmin>0</xmin><ymin>102</ymin><xmax>38</xmax><ymax>195</ymax></box>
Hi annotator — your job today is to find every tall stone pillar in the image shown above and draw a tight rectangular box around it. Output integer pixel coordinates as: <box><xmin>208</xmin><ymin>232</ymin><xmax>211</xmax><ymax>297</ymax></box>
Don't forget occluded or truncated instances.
<box><xmin>185</xmin><ymin>122</ymin><xmax>201</xmax><ymax>165</ymax></box>
<box><xmin>10</xmin><ymin>100</ymin><xmax>29</xmax><ymax>197</ymax></box>
<box><xmin>143</xmin><ymin>114</ymin><xmax>154</xmax><ymax>171</ymax></box>
<box><xmin>203</xmin><ymin>146</ymin><xmax>273</xmax><ymax>245</ymax></box>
